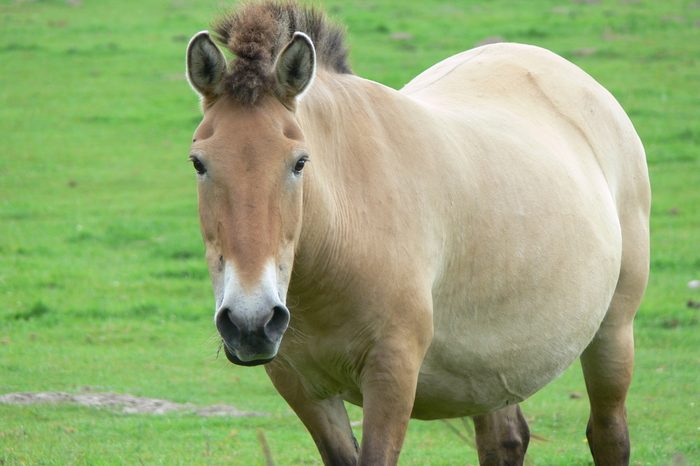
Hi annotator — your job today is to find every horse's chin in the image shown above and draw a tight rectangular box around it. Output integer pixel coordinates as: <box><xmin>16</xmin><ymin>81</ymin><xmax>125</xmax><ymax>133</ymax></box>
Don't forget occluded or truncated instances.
<box><xmin>223</xmin><ymin>344</ymin><xmax>275</xmax><ymax>367</ymax></box>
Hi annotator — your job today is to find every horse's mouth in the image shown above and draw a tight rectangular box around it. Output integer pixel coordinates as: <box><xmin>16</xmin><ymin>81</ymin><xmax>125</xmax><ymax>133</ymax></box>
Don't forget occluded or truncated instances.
<box><xmin>222</xmin><ymin>342</ymin><xmax>275</xmax><ymax>367</ymax></box>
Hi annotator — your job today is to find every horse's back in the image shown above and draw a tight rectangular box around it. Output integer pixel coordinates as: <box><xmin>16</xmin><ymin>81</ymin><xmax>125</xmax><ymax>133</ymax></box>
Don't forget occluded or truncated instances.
<box><xmin>402</xmin><ymin>42</ymin><xmax>649</xmax><ymax>217</ymax></box>
<box><xmin>399</xmin><ymin>43</ymin><xmax>649</xmax><ymax>418</ymax></box>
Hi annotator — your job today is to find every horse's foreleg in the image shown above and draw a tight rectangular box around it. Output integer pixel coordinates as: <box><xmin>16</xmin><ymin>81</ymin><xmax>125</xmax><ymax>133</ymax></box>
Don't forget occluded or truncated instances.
<box><xmin>266</xmin><ymin>365</ymin><xmax>359</xmax><ymax>466</ymax></box>
<box><xmin>358</xmin><ymin>306</ymin><xmax>433</xmax><ymax>466</ymax></box>
<box><xmin>472</xmin><ymin>404</ymin><xmax>530</xmax><ymax>466</ymax></box>
<box><xmin>358</xmin><ymin>343</ymin><xmax>424</xmax><ymax>466</ymax></box>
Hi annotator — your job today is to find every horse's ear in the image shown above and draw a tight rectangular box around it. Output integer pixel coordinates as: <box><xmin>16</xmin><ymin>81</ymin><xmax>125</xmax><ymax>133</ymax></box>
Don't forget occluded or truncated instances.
<box><xmin>186</xmin><ymin>31</ymin><xmax>226</xmax><ymax>98</ymax></box>
<box><xmin>274</xmin><ymin>32</ymin><xmax>317</xmax><ymax>106</ymax></box>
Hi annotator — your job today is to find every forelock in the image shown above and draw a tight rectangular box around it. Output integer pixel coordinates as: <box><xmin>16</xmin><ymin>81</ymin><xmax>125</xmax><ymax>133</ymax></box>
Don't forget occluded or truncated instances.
<box><xmin>212</xmin><ymin>0</ymin><xmax>352</xmax><ymax>106</ymax></box>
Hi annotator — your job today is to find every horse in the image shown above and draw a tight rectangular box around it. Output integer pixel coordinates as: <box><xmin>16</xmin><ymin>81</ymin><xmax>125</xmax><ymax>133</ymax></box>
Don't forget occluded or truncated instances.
<box><xmin>184</xmin><ymin>2</ymin><xmax>650</xmax><ymax>465</ymax></box>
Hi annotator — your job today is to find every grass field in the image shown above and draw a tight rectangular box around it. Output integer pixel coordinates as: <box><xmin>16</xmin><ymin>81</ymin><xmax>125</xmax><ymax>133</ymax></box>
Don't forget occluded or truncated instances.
<box><xmin>1</xmin><ymin>0</ymin><xmax>699</xmax><ymax>464</ymax></box>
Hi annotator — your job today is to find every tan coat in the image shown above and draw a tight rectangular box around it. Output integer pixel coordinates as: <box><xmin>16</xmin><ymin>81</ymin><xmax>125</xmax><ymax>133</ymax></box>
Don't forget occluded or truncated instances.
<box><xmin>187</xmin><ymin>20</ymin><xmax>649</xmax><ymax>463</ymax></box>
<box><xmin>281</xmin><ymin>42</ymin><xmax>648</xmax><ymax>417</ymax></box>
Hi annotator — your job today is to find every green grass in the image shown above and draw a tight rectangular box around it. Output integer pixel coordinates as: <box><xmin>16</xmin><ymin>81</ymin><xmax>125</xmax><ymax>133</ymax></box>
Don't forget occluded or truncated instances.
<box><xmin>1</xmin><ymin>0</ymin><xmax>698</xmax><ymax>464</ymax></box>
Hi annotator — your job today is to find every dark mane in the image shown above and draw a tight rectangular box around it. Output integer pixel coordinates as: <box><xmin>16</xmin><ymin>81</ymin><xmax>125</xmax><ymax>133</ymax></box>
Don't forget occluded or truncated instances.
<box><xmin>213</xmin><ymin>1</ymin><xmax>352</xmax><ymax>105</ymax></box>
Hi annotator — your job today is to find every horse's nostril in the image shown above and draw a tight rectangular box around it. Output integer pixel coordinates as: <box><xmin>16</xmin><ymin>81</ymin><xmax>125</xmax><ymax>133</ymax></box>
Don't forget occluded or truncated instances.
<box><xmin>265</xmin><ymin>305</ymin><xmax>290</xmax><ymax>340</ymax></box>
<box><xmin>216</xmin><ymin>308</ymin><xmax>241</xmax><ymax>346</ymax></box>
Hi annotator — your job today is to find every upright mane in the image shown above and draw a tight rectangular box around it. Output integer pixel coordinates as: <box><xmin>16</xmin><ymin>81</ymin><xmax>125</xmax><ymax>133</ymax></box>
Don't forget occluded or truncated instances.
<box><xmin>213</xmin><ymin>1</ymin><xmax>352</xmax><ymax>105</ymax></box>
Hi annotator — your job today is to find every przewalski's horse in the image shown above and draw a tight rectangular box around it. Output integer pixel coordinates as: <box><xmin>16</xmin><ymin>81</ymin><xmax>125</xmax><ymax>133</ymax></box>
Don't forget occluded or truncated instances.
<box><xmin>184</xmin><ymin>2</ymin><xmax>649</xmax><ymax>465</ymax></box>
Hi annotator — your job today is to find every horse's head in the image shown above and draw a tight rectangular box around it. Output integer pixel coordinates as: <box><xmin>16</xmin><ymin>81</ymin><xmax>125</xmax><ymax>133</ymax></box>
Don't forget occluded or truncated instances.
<box><xmin>185</xmin><ymin>31</ymin><xmax>316</xmax><ymax>366</ymax></box>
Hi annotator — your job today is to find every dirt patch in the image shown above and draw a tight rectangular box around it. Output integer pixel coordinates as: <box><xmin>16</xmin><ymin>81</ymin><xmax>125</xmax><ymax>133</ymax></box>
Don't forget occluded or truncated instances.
<box><xmin>0</xmin><ymin>391</ymin><xmax>266</xmax><ymax>417</ymax></box>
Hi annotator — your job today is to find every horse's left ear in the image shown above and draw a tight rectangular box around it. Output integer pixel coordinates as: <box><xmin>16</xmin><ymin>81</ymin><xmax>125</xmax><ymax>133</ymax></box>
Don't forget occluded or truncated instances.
<box><xmin>274</xmin><ymin>32</ymin><xmax>317</xmax><ymax>106</ymax></box>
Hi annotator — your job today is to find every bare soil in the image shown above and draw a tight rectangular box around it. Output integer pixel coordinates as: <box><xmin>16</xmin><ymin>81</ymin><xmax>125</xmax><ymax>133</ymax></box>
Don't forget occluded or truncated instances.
<box><xmin>0</xmin><ymin>391</ymin><xmax>266</xmax><ymax>417</ymax></box>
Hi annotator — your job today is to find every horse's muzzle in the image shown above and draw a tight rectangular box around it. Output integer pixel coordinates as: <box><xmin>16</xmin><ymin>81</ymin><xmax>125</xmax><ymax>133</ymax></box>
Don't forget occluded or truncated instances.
<box><xmin>216</xmin><ymin>305</ymin><xmax>290</xmax><ymax>365</ymax></box>
<box><xmin>222</xmin><ymin>345</ymin><xmax>275</xmax><ymax>366</ymax></box>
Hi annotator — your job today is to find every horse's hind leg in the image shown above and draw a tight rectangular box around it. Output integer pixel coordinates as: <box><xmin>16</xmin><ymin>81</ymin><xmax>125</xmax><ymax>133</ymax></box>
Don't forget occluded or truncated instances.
<box><xmin>580</xmin><ymin>223</ymin><xmax>648</xmax><ymax>466</ymax></box>
<box><xmin>580</xmin><ymin>316</ymin><xmax>635</xmax><ymax>465</ymax></box>
<box><xmin>473</xmin><ymin>404</ymin><xmax>530</xmax><ymax>466</ymax></box>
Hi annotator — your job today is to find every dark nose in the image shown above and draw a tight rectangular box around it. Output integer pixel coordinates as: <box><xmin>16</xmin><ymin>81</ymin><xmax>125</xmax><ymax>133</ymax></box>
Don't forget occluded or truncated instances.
<box><xmin>264</xmin><ymin>305</ymin><xmax>291</xmax><ymax>340</ymax></box>
<box><xmin>215</xmin><ymin>305</ymin><xmax>290</xmax><ymax>351</ymax></box>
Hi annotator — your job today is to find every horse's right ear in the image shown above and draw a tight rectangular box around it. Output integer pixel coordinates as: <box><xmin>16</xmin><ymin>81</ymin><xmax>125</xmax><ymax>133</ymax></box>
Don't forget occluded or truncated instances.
<box><xmin>186</xmin><ymin>31</ymin><xmax>226</xmax><ymax>98</ymax></box>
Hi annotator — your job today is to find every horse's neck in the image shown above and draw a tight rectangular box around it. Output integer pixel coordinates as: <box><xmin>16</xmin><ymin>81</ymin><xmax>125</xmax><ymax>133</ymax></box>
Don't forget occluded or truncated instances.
<box><xmin>292</xmin><ymin>71</ymin><xmax>418</xmax><ymax>297</ymax></box>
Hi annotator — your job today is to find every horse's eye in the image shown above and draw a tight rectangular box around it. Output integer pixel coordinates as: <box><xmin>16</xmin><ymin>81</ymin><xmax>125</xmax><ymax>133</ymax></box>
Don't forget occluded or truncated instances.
<box><xmin>294</xmin><ymin>156</ymin><xmax>308</xmax><ymax>174</ymax></box>
<box><xmin>190</xmin><ymin>156</ymin><xmax>206</xmax><ymax>175</ymax></box>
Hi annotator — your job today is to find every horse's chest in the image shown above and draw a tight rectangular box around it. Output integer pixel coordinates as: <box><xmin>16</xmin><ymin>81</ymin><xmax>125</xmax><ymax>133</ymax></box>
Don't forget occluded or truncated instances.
<box><xmin>281</xmin><ymin>336</ymin><xmax>365</xmax><ymax>401</ymax></box>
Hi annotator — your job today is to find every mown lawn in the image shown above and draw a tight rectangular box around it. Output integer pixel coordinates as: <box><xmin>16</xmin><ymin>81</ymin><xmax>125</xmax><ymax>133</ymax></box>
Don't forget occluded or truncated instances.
<box><xmin>1</xmin><ymin>0</ymin><xmax>698</xmax><ymax>464</ymax></box>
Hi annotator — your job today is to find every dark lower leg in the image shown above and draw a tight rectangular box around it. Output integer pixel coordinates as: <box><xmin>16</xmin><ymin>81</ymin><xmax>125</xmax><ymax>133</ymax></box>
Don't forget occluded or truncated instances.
<box><xmin>473</xmin><ymin>404</ymin><xmax>530</xmax><ymax>466</ymax></box>
<box><xmin>581</xmin><ymin>325</ymin><xmax>634</xmax><ymax>466</ymax></box>
<box><xmin>585</xmin><ymin>405</ymin><xmax>630</xmax><ymax>466</ymax></box>
<box><xmin>267</xmin><ymin>367</ymin><xmax>359</xmax><ymax>466</ymax></box>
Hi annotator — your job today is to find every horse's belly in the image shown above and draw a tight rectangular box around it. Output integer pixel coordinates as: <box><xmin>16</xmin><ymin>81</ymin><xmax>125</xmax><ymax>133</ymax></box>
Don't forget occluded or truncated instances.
<box><xmin>412</xmin><ymin>200</ymin><xmax>622</xmax><ymax>419</ymax></box>
<box><xmin>413</xmin><ymin>295</ymin><xmax>610</xmax><ymax>419</ymax></box>
<box><xmin>413</xmin><ymin>321</ymin><xmax>591</xmax><ymax>419</ymax></box>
